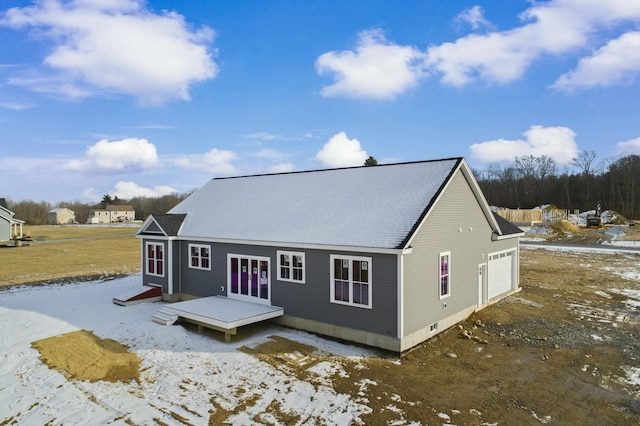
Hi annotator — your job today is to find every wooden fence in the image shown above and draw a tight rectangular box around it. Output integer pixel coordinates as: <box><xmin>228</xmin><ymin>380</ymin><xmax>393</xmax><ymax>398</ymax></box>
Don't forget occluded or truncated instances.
<box><xmin>494</xmin><ymin>208</ymin><xmax>578</xmax><ymax>226</ymax></box>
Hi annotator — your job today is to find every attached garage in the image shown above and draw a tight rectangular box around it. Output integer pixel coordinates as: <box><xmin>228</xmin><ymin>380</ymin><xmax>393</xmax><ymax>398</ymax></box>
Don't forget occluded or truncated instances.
<box><xmin>488</xmin><ymin>249</ymin><xmax>517</xmax><ymax>300</ymax></box>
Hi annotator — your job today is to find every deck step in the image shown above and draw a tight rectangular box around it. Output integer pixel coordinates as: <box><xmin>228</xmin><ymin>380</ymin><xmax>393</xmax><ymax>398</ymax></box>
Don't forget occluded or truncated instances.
<box><xmin>152</xmin><ymin>308</ymin><xmax>178</xmax><ymax>325</ymax></box>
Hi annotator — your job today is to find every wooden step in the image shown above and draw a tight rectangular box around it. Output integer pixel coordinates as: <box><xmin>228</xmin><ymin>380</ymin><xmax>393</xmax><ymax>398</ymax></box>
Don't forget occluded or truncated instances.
<box><xmin>152</xmin><ymin>309</ymin><xmax>178</xmax><ymax>325</ymax></box>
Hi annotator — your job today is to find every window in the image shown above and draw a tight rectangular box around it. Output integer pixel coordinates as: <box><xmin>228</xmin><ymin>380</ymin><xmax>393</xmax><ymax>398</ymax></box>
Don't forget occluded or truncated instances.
<box><xmin>439</xmin><ymin>252</ymin><xmax>451</xmax><ymax>298</ymax></box>
<box><xmin>189</xmin><ymin>244</ymin><xmax>211</xmax><ymax>270</ymax></box>
<box><xmin>277</xmin><ymin>251</ymin><xmax>305</xmax><ymax>283</ymax></box>
<box><xmin>330</xmin><ymin>255</ymin><xmax>372</xmax><ymax>308</ymax></box>
<box><xmin>146</xmin><ymin>242</ymin><xmax>164</xmax><ymax>277</ymax></box>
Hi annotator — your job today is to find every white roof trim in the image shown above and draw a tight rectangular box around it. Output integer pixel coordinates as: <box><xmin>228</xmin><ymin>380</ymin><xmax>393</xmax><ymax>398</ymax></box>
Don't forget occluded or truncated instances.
<box><xmin>403</xmin><ymin>159</ymin><xmax>504</xmax><ymax>249</ymax></box>
<box><xmin>174</xmin><ymin>235</ymin><xmax>406</xmax><ymax>255</ymax></box>
<box><xmin>136</xmin><ymin>215</ymin><xmax>167</xmax><ymax>237</ymax></box>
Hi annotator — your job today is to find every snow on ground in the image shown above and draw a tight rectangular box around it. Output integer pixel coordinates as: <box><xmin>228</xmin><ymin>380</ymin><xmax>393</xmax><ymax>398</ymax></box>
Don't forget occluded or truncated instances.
<box><xmin>0</xmin><ymin>275</ymin><xmax>376</xmax><ymax>425</ymax></box>
<box><xmin>3</xmin><ymin>249</ymin><xmax>640</xmax><ymax>425</ymax></box>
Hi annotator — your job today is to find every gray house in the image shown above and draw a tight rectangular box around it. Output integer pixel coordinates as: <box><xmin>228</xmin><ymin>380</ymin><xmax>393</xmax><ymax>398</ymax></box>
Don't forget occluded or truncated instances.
<box><xmin>136</xmin><ymin>158</ymin><xmax>523</xmax><ymax>352</ymax></box>
<box><xmin>0</xmin><ymin>198</ymin><xmax>24</xmax><ymax>242</ymax></box>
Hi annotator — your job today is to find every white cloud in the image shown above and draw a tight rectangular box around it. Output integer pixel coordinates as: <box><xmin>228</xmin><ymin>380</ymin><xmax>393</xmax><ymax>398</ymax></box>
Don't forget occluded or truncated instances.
<box><xmin>455</xmin><ymin>6</ymin><xmax>494</xmax><ymax>31</ymax></box>
<box><xmin>552</xmin><ymin>31</ymin><xmax>640</xmax><ymax>91</ymax></box>
<box><xmin>109</xmin><ymin>181</ymin><xmax>176</xmax><ymax>199</ymax></box>
<box><xmin>243</xmin><ymin>132</ymin><xmax>281</xmax><ymax>141</ymax></box>
<box><xmin>1</xmin><ymin>0</ymin><xmax>217</xmax><ymax>105</ymax></box>
<box><xmin>616</xmin><ymin>137</ymin><xmax>640</xmax><ymax>154</ymax></box>
<box><xmin>316</xmin><ymin>29</ymin><xmax>427</xmax><ymax>99</ymax></box>
<box><xmin>470</xmin><ymin>125</ymin><xmax>578</xmax><ymax>165</ymax></box>
<box><xmin>317</xmin><ymin>1</ymin><xmax>640</xmax><ymax>94</ymax></box>
<box><xmin>428</xmin><ymin>0</ymin><xmax>640</xmax><ymax>87</ymax></box>
<box><xmin>64</xmin><ymin>137</ymin><xmax>158</xmax><ymax>172</ymax></box>
<box><xmin>316</xmin><ymin>132</ymin><xmax>368</xmax><ymax>167</ymax></box>
<box><xmin>174</xmin><ymin>148</ymin><xmax>238</xmax><ymax>174</ymax></box>
<box><xmin>0</xmin><ymin>101</ymin><xmax>36</xmax><ymax>110</ymax></box>
<box><xmin>268</xmin><ymin>162</ymin><xmax>295</xmax><ymax>174</ymax></box>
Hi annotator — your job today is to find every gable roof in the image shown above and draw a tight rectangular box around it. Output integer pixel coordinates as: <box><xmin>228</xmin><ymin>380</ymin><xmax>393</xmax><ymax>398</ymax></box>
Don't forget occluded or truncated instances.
<box><xmin>492</xmin><ymin>212</ymin><xmax>525</xmax><ymax>237</ymax></box>
<box><xmin>138</xmin><ymin>214</ymin><xmax>187</xmax><ymax>237</ymax></box>
<box><xmin>166</xmin><ymin>158</ymin><xmax>506</xmax><ymax>250</ymax></box>
<box><xmin>49</xmin><ymin>207</ymin><xmax>74</xmax><ymax>213</ymax></box>
<box><xmin>106</xmin><ymin>204</ymin><xmax>134</xmax><ymax>211</ymax></box>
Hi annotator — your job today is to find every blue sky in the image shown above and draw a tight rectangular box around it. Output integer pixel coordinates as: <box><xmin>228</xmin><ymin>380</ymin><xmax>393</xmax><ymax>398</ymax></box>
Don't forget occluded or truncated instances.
<box><xmin>1</xmin><ymin>0</ymin><xmax>640</xmax><ymax>204</ymax></box>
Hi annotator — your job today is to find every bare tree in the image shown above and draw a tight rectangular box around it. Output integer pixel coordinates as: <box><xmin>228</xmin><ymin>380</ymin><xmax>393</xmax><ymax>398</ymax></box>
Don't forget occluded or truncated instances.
<box><xmin>571</xmin><ymin>150</ymin><xmax>597</xmax><ymax>176</ymax></box>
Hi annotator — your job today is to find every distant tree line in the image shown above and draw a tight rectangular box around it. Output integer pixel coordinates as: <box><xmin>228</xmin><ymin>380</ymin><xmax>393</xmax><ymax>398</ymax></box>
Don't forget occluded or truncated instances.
<box><xmin>475</xmin><ymin>153</ymin><xmax>640</xmax><ymax>219</ymax></box>
<box><xmin>5</xmin><ymin>192</ymin><xmax>191</xmax><ymax>225</ymax></box>
<box><xmin>7</xmin><ymin>153</ymin><xmax>640</xmax><ymax>224</ymax></box>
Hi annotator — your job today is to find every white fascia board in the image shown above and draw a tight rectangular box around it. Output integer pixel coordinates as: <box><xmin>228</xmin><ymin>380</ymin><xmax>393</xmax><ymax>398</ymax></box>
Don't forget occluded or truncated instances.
<box><xmin>136</xmin><ymin>215</ymin><xmax>158</xmax><ymax>236</ymax></box>
<box><xmin>458</xmin><ymin>159</ymin><xmax>502</xmax><ymax>234</ymax></box>
<box><xmin>403</xmin><ymin>159</ymin><xmax>503</xmax><ymax>249</ymax></box>
<box><xmin>403</xmin><ymin>161</ymin><xmax>460</xmax><ymax>249</ymax></box>
<box><xmin>492</xmin><ymin>232</ymin><xmax>525</xmax><ymax>241</ymax></box>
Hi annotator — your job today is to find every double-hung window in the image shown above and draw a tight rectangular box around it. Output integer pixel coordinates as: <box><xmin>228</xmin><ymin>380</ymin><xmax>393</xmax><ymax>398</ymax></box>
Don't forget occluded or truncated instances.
<box><xmin>189</xmin><ymin>244</ymin><xmax>211</xmax><ymax>270</ymax></box>
<box><xmin>439</xmin><ymin>252</ymin><xmax>451</xmax><ymax>298</ymax></box>
<box><xmin>146</xmin><ymin>242</ymin><xmax>164</xmax><ymax>277</ymax></box>
<box><xmin>330</xmin><ymin>255</ymin><xmax>372</xmax><ymax>308</ymax></box>
<box><xmin>278</xmin><ymin>251</ymin><xmax>305</xmax><ymax>283</ymax></box>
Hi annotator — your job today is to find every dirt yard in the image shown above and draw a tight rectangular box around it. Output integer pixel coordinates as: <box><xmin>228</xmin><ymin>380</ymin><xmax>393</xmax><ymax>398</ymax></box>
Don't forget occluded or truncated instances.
<box><xmin>28</xmin><ymin>244</ymin><xmax>640</xmax><ymax>425</ymax></box>
<box><xmin>235</xmin><ymin>247</ymin><xmax>640</xmax><ymax>425</ymax></box>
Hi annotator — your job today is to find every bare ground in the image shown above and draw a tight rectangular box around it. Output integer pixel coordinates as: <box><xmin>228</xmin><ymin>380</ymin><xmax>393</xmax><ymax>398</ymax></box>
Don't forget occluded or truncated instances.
<box><xmin>213</xmin><ymin>245</ymin><xmax>640</xmax><ymax>425</ymax></box>
<box><xmin>27</xmin><ymin>225</ymin><xmax>640</xmax><ymax>425</ymax></box>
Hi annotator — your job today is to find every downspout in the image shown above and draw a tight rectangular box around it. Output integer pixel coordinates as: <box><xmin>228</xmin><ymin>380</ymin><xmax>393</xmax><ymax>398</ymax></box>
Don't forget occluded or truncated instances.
<box><xmin>397</xmin><ymin>252</ymin><xmax>404</xmax><ymax>340</ymax></box>
<box><xmin>168</xmin><ymin>239</ymin><xmax>173</xmax><ymax>295</ymax></box>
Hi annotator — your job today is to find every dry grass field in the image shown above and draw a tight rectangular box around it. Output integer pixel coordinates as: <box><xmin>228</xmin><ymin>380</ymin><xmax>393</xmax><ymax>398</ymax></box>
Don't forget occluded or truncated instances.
<box><xmin>0</xmin><ymin>225</ymin><xmax>140</xmax><ymax>287</ymax></box>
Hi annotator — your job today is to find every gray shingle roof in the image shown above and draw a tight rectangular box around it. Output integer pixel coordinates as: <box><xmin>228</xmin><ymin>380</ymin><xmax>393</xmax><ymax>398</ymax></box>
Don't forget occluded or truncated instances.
<box><xmin>152</xmin><ymin>214</ymin><xmax>187</xmax><ymax>236</ymax></box>
<box><xmin>169</xmin><ymin>159</ymin><xmax>463</xmax><ymax>249</ymax></box>
<box><xmin>492</xmin><ymin>212</ymin><xmax>524</xmax><ymax>236</ymax></box>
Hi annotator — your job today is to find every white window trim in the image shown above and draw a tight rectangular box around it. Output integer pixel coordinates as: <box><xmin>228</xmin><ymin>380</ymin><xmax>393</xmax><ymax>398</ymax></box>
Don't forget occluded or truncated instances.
<box><xmin>146</xmin><ymin>242</ymin><xmax>165</xmax><ymax>277</ymax></box>
<box><xmin>188</xmin><ymin>243</ymin><xmax>211</xmax><ymax>271</ymax></box>
<box><xmin>330</xmin><ymin>254</ymin><xmax>372</xmax><ymax>309</ymax></box>
<box><xmin>439</xmin><ymin>251</ymin><xmax>451</xmax><ymax>299</ymax></box>
<box><xmin>277</xmin><ymin>250</ymin><xmax>306</xmax><ymax>283</ymax></box>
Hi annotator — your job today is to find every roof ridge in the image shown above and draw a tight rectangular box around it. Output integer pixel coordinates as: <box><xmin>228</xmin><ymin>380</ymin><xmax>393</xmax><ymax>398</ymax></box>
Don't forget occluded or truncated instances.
<box><xmin>210</xmin><ymin>157</ymin><xmax>464</xmax><ymax>181</ymax></box>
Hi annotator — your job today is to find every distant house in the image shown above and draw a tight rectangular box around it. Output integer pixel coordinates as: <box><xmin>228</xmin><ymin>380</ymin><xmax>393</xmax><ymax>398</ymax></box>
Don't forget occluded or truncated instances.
<box><xmin>48</xmin><ymin>207</ymin><xmax>76</xmax><ymax>225</ymax></box>
<box><xmin>0</xmin><ymin>198</ymin><xmax>25</xmax><ymax>242</ymax></box>
<box><xmin>87</xmin><ymin>204</ymin><xmax>135</xmax><ymax>224</ymax></box>
<box><xmin>136</xmin><ymin>158</ymin><xmax>523</xmax><ymax>352</ymax></box>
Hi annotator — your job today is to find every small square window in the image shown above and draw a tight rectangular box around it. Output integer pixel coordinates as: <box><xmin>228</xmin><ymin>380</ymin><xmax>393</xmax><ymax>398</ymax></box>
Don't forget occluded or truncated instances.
<box><xmin>277</xmin><ymin>251</ymin><xmax>305</xmax><ymax>283</ymax></box>
<box><xmin>189</xmin><ymin>244</ymin><xmax>211</xmax><ymax>270</ymax></box>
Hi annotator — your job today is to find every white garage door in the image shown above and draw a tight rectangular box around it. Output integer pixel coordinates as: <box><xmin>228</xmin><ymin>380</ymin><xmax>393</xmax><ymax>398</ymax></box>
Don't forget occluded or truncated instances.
<box><xmin>488</xmin><ymin>250</ymin><xmax>515</xmax><ymax>299</ymax></box>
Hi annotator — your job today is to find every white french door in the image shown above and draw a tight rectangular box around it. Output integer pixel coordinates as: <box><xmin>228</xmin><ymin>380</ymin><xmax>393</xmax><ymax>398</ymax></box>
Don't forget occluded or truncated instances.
<box><xmin>227</xmin><ymin>254</ymin><xmax>271</xmax><ymax>304</ymax></box>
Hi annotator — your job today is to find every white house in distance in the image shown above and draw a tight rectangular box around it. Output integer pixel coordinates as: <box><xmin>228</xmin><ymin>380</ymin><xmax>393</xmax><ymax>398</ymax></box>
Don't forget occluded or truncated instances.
<box><xmin>88</xmin><ymin>204</ymin><xmax>135</xmax><ymax>224</ymax></box>
<box><xmin>135</xmin><ymin>158</ymin><xmax>524</xmax><ymax>352</ymax></box>
<box><xmin>48</xmin><ymin>207</ymin><xmax>76</xmax><ymax>225</ymax></box>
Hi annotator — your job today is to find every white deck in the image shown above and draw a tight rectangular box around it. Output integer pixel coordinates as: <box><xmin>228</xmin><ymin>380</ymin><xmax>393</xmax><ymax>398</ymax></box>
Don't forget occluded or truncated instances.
<box><xmin>160</xmin><ymin>296</ymin><xmax>284</xmax><ymax>330</ymax></box>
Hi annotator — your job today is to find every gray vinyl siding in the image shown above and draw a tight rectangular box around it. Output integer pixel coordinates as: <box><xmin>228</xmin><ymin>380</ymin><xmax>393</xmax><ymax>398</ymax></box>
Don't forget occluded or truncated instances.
<box><xmin>402</xmin><ymin>170</ymin><xmax>503</xmax><ymax>335</ymax></box>
<box><xmin>272</xmin><ymin>249</ymin><xmax>398</xmax><ymax>338</ymax></box>
<box><xmin>177</xmin><ymin>240</ymin><xmax>226</xmax><ymax>297</ymax></box>
<box><xmin>175</xmin><ymin>241</ymin><xmax>399</xmax><ymax>338</ymax></box>
<box><xmin>0</xmin><ymin>217</ymin><xmax>10</xmax><ymax>242</ymax></box>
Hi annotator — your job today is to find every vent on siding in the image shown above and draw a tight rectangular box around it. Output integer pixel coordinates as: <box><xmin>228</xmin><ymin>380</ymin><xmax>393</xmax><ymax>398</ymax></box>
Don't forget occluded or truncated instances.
<box><xmin>430</xmin><ymin>322</ymin><xmax>439</xmax><ymax>333</ymax></box>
